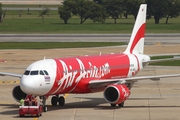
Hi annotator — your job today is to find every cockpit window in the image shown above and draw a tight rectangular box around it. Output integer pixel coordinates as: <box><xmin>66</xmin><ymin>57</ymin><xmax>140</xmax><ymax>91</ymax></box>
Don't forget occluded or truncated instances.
<box><xmin>43</xmin><ymin>70</ymin><xmax>49</xmax><ymax>75</ymax></box>
<box><xmin>24</xmin><ymin>70</ymin><xmax>30</xmax><ymax>75</ymax></box>
<box><xmin>24</xmin><ymin>70</ymin><xmax>48</xmax><ymax>76</ymax></box>
<box><xmin>30</xmin><ymin>71</ymin><xmax>39</xmax><ymax>75</ymax></box>
<box><xmin>40</xmin><ymin>70</ymin><xmax>44</xmax><ymax>75</ymax></box>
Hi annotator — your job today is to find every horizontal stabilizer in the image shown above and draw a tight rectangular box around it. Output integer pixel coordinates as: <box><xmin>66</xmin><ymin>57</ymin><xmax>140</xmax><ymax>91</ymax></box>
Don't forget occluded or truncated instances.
<box><xmin>148</xmin><ymin>57</ymin><xmax>180</xmax><ymax>63</ymax></box>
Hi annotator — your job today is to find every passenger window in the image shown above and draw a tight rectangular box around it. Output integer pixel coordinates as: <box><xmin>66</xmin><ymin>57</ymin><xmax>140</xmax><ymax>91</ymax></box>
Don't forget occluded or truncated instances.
<box><xmin>43</xmin><ymin>70</ymin><xmax>49</xmax><ymax>75</ymax></box>
<box><xmin>30</xmin><ymin>71</ymin><xmax>39</xmax><ymax>75</ymax></box>
<box><xmin>40</xmin><ymin>70</ymin><xmax>44</xmax><ymax>75</ymax></box>
<box><xmin>24</xmin><ymin>70</ymin><xmax>30</xmax><ymax>75</ymax></box>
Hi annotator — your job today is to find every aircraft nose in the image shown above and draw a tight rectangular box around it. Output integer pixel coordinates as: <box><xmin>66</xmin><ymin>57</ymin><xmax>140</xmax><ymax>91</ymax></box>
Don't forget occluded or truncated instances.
<box><xmin>20</xmin><ymin>75</ymin><xmax>42</xmax><ymax>95</ymax></box>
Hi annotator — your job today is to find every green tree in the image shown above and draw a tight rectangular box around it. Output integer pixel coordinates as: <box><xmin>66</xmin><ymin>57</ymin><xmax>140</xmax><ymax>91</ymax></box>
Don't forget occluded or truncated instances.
<box><xmin>103</xmin><ymin>0</ymin><xmax>124</xmax><ymax>24</ymax></box>
<box><xmin>93</xmin><ymin>0</ymin><xmax>103</xmax><ymax>4</ymax></box>
<box><xmin>63</xmin><ymin>0</ymin><xmax>92</xmax><ymax>24</ymax></box>
<box><xmin>0</xmin><ymin>3</ymin><xmax>2</xmax><ymax>22</ymax></box>
<box><xmin>63</xmin><ymin>0</ymin><xmax>107</xmax><ymax>24</ymax></box>
<box><xmin>58</xmin><ymin>6</ymin><xmax>71</xmax><ymax>24</ymax></box>
<box><xmin>62</xmin><ymin>0</ymin><xmax>78</xmax><ymax>15</ymax></box>
<box><xmin>92</xmin><ymin>0</ymin><xmax>108</xmax><ymax>23</ymax></box>
<box><xmin>39</xmin><ymin>7</ymin><xmax>50</xmax><ymax>24</ymax></box>
<box><xmin>146</xmin><ymin>0</ymin><xmax>168</xmax><ymax>24</ymax></box>
<box><xmin>89</xmin><ymin>2</ymin><xmax>108</xmax><ymax>23</ymax></box>
<box><xmin>0</xmin><ymin>3</ymin><xmax>6</xmax><ymax>23</ymax></box>
<box><xmin>165</xmin><ymin>0</ymin><xmax>180</xmax><ymax>24</ymax></box>
<box><xmin>99</xmin><ymin>6</ymin><xmax>109</xmax><ymax>23</ymax></box>
<box><xmin>125</xmin><ymin>0</ymin><xmax>143</xmax><ymax>19</ymax></box>
<box><xmin>76</xmin><ymin>0</ymin><xmax>95</xmax><ymax>24</ymax></box>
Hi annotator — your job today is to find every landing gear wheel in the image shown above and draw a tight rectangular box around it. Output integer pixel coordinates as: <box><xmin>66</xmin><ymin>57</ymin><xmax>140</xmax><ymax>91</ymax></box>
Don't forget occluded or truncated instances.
<box><xmin>110</xmin><ymin>104</ymin><xmax>116</xmax><ymax>107</ymax></box>
<box><xmin>118</xmin><ymin>102</ymin><xmax>124</xmax><ymax>107</ymax></box>
<box><xmin>43</xmin><ymin>106</ymin><xmax>47</xmax><ymax>112</ymax></box>
<box><xmin>58</xmin><ymin>96</ymin><xmax>65</xmax><ymax>106</ymax></box>
<box><xmin>51</xmin><ymin>96</ymin><xmax>58</xmax><ymax>106</ymax></box>
<box><xmin>19</xmin><ymin>115</ymin><xmax>24</xmax><ymax>117</ymax></box>
<box><xmin>37</xmin><ymin>114</ymin><xmax>40</xmax><ymax>117</ymax></box>
<box><xmin>40</xmin><ymin>96</ymin><xmax>47</xmax><ymax>112</ymax></box>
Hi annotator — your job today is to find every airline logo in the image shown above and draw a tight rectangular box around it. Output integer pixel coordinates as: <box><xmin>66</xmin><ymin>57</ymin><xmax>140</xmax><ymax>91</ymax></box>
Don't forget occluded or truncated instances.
<box><xmin>58</xmin><ymin>58</ymin><xmax>110</xmax><ymax>89</ymax></box>
<box><xmin>121</xmin><ymin>85</ymin><xmax>129</xmax><ymax>100</ymax></box>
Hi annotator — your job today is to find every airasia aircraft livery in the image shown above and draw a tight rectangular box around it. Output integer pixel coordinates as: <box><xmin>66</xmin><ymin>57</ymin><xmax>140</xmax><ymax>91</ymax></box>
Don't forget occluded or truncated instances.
<box><xmin>52</xmin><ymin>54</ymin><xmax>130</xmax><ymax>94</ymax></box>
<box><xmin>0</xmin><ymin>4</ymin><xmax>180</xmax><ymax>112</ymax></box>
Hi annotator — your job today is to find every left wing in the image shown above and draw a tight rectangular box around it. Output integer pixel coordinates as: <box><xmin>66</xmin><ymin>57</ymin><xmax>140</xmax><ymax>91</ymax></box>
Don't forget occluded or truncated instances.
<box><xmin>0</xmin><ymin>72</ymin><xmax>22</xmax><ymax>78</ymax></box>
<box><xmin>89</xmin><ymin>74</ymin><xmax>180</xmax><ymax>89</ymax></box>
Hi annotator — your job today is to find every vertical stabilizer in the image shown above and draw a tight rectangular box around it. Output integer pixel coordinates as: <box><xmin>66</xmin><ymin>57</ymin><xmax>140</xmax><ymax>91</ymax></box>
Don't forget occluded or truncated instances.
<box><xmin>124</xmin><ymin>4</ymin><xmax>147</xmax><ymax>54</ymax></box>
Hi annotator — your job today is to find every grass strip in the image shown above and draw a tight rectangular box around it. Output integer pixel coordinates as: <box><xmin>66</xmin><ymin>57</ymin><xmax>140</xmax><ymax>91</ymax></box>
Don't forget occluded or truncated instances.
<box><xmin>150</xmin><ymin>55</ymin><xmax>180</xmax><ymax>66</ymax></box>
<box><xmin>2</xmin><ymin>4</ymin><xmax>60</xmax><ymax>8</ymax></box>
<box><xmin>150</xmin><ymin>55</ymin><xmax>174</xmax><ymax>60</ymax></box>
<box><xmin>0</xmin><ymin>9</ymin><xmax>179</xmax><ymax>34</ymax></box>
<box><xmin>0</xmin><ymin>42</ymin><xmax>126</xmax><ymax>49</ymax></box>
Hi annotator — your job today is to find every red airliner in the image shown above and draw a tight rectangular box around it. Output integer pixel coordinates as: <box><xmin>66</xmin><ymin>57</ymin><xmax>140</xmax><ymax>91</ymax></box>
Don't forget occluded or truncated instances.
<box><xmin>0</xmin><ymin>4</ymin><xmax>180</xmax><ymax>112</ymax></box>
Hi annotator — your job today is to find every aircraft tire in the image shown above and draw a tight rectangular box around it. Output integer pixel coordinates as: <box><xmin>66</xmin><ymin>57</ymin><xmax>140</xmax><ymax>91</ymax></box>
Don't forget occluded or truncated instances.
<box><xmin>43</xmin><ymin>106</ymin><xmax>47</xmax><ymax>112</ymax></box>
<box><xmin>51</xmin><ymin>96</ymin><xmax>58</xmax><ymax>106</ymax></box>
<box><xmin>58</xmin><ymin>96</ymin><xmax>65</xmax><ymax>106</ymax></box>
<box><xmin>118</xmin><ymin>102</ymin><xmax>124</xmax><ymax>107</ymax></box>
<box><xmin>110</xmin><ymin>104</ymin><xmax>116</xmax><ymax>107</ymax></box>
<box><xmin>19</xmin><ymin>115</ymin><xmax>24</xmax><ymax>117</ymax></box>
<box><xmin>37</xmin><ymin>114</ymin><xmax>40</xmax><ymax>117</ymax></box>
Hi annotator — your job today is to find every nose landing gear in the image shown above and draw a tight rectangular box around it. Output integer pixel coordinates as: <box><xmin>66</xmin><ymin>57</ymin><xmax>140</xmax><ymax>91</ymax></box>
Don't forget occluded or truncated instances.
<box><xmin>40</xmin><ymin>96</ymin><xmax>48</xmax><ymax>112</ymax></box>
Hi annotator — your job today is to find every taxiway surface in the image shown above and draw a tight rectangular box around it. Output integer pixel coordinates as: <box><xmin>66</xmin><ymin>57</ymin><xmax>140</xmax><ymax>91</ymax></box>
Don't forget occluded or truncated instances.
<box><xmin>0</xmin><ymin>44</ymin><xmax>180</xmax><ymax>120</ymax></box>
<box><xmin>0</xmin><ymin>34</ymin><xmax>180</xmax><ymax>44</ymax></box>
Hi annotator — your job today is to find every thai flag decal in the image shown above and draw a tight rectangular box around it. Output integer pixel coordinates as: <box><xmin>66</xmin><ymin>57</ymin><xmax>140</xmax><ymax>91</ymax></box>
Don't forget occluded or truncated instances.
<box><xmin>45</xmin><ymin>76</ymin><xmax>50</xmax><ymax>82</ymax></box>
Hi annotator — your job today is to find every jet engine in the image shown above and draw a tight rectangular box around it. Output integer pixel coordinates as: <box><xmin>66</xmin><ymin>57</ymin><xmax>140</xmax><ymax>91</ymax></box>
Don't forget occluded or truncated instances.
<box><xmin>12</xmin><ymin>86</ymin><xmax>27</xmax><ymax>102</ymax></box>
<box><xmin>104</xmin><ymin>84</ymin><xmax>130</xmax><ymax>104</ymax></box>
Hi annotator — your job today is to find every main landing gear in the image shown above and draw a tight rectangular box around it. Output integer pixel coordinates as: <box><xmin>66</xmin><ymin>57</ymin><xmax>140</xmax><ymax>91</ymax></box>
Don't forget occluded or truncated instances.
<box><xmin>110</xmin><ymin>102</ymin><xmax>124</xmax><ymax>107</ymax></box>
<box><xmin>39</xmin><ymin>95</ymin><xmax>65</xmax><ymax>112</ymax></box>
<box><xmin>51</xmin><ymin>95</ymin><xmax>65</xmax><ymax>106</ymax></box>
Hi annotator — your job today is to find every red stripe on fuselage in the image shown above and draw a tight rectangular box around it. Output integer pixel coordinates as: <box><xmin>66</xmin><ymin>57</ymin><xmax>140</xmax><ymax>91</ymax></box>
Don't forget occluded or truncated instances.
<box><xmin>130</xmin><ymin>23</ymin><xmax>146</xmax><ymax>53</ymax></box>
<box><xmin>46</xmin><ymin>53</ymin><xmax>130</xmax><ymax>95</ymax></box>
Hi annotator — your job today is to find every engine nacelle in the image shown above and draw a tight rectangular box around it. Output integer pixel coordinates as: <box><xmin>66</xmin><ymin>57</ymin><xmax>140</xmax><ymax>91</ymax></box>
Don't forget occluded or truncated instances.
<box><xmin>104</xmin><ymin>84</ymin><xmax>130</xmax><ymax>104</ymax></box>
<box><xmin>12</xmin><ymin>86</ymin><xmax>27</xmax><ymax>102</ymax></box>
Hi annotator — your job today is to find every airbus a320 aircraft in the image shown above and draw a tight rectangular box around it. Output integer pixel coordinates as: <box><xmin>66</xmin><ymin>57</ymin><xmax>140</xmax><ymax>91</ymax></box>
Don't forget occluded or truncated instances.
<box><xmin>0</xmin><ymin>4</ymin><xmax>180</xmax><ymax>112</ymax></box>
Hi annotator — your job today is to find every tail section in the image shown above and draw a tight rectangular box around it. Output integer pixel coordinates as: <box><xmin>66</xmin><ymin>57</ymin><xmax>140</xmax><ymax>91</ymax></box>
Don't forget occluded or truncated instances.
<box><xmin>124</xmin><ymin>4</ymin><xmax>147</xmax><ymax>54</ymax></box>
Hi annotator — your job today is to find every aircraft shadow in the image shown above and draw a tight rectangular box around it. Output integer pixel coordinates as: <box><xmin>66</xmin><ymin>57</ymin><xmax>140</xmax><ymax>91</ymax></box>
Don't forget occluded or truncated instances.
<box><xmin>47</xmin><ymin>97</ymin><xmax>174</xmax><ymax>111</ymax></box>
<box><xmin>0</xmin><ymin>104</ymin><xmax>19</xmax><ymax>117</ymax></box>
<box><xmin>0</xmin><ymin>97</ymin><xmax>178</xmax><ymax>116</ymax></box>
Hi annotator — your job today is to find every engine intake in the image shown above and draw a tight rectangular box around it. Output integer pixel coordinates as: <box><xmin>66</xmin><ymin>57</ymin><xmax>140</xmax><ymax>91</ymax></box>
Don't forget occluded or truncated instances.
<box><xmin>104</xmin><ymin>84</ymin><xmax>130</xmax><ymax>104</ymax></box>
<box><xmin>12</xmin><ymin>86</ymin><xmax>27</xmax><ymax>102</ymax></box>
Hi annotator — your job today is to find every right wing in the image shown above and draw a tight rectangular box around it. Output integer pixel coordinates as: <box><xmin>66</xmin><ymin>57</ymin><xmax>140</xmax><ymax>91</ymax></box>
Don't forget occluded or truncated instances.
<box><xmin>0</xmin><ymin>72</ymin><xmax>22</xmax><ymax>78</ymax></box>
